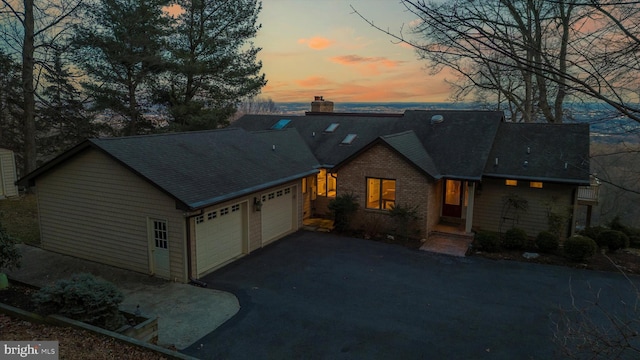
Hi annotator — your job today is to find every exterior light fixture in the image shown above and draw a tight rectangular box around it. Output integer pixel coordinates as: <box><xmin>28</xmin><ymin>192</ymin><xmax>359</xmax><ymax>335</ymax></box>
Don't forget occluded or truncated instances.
<box><xmin>253</xmin><ymin>197</ymin><xmax>262</xmax><ymax>212</ymax></box>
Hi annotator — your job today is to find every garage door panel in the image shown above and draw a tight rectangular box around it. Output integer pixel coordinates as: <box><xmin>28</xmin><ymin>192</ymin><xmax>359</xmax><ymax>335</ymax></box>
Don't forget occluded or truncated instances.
<box><xmin>195</xmin><ymin>203</ymin><xmax>245</xmax><ymax>276</ymax></box>
<box><xmin>261</xmin><ymin>187</ymin><xmax>295</xmax><ymax>244</ymax></box>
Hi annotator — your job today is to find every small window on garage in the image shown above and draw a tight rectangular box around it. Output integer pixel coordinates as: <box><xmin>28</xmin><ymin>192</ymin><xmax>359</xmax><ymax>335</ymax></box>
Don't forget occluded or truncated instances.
<box><xmin>207</xmin><ymin>211</ymin><xmax>217</xmax><ymax>220</ymax></box>
<box><xmin>195</xmin><ymin>215</ymin><xmax>204</xmax><ymax>224</ymax></box>
<box><xmin>220</xmin><ymin>207</ymin><xmax>229</xmax><ymax>216</ymax></box>
<box><xmin>232</xmin><ymin>204</ymin><xmax>240</xmax><ymax>212</ymax></box>
<box><xmin>153</xmin><ymin>220</ymin><xmax>168</xmax><ymax>249</ymax></box>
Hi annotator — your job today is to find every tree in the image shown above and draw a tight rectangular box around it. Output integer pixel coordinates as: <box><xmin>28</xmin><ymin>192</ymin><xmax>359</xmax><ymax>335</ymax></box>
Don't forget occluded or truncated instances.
<box><xmin>156</xmin><ymin>0</ymin><xmax>266</xmax><ymax>131</ymax></box>
<box><xmin>352</xmin><ymin>0</ymin><xmax>640</xmax><ymax>124</ymax></box>
<box><xmin>38</xmin><ymin>50</ymin><xmax>104</xmax><ymax>156</ymax></box>
<box><xmin>0</xmin><ymin>0</ymin><xmax>83</xmax><ymax>174</ymax></box>
<box><xmin>72</xmin><ymin>0</ymin><xmax>170</xmax><ymax>136</ymax></box>
<box><xmin>0</xmin><ymin>49</ymin><xmax>23</xmax><ymax>159</ymax></box>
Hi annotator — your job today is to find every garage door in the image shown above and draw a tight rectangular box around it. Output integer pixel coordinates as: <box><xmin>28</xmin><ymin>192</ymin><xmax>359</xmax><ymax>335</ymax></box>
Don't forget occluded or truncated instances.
<box><xmin>195</xmin><ymin>203</ymin><xmax>245</xmax><ymax>277</ymax></box>
<box><xmin>261</xmin><ymin>187</ymin><xmax>295</xmax><ymax>244</ymax></box>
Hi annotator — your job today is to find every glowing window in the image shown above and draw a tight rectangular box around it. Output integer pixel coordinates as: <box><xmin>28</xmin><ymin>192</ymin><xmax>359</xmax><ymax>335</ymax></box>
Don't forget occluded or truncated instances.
<box><xmin>530</xmin><ymin>182</ymin><xmax>543</xmax><ymax>189</ymax></box>
<box><xmin>366</xmin><ymin>178</ymin><xmax>396</xmax><ymax>210</ymax></box>
<box><xmin>317</xmin><ymin>169</ymin><xmax>337</xmax><ymax>198</ymax></box>
<box><xmin>505</xmin><ymin>179</ymin><xmax>518</xmax><ymax>186</ymax></box>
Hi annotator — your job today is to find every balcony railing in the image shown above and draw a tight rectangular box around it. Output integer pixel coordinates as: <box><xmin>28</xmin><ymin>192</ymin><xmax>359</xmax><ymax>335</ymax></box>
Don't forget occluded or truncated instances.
<box><xmin>577</xmin><ymin>185</ymin><xmax>599</xmax><ymax>204</ymax></box>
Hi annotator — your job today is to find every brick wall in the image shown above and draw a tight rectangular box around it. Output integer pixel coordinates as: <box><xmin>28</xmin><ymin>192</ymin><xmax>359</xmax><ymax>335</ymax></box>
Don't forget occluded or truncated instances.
<box><xmin>337</xmin><ymin>143</ymin><xmax>435</xmax><ymax>238</ymax></box>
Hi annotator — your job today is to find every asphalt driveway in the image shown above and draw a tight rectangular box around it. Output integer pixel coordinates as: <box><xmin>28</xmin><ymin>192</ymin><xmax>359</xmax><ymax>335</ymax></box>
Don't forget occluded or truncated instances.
<box><xmin>183</xmin><ymin>231</ymin><xmax>639</xmax><ymax>359</ymax></box>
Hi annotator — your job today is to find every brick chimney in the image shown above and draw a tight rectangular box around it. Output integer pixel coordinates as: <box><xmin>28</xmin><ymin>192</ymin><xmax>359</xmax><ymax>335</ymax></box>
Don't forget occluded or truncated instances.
<box><xmin>311</xmin><ymin>96</ymin><xmax>334</xmax><ymax>112</ymax></box>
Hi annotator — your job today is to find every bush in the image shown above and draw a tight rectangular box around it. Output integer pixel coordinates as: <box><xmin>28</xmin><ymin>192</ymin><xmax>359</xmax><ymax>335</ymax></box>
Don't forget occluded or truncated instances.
<box><xmin>597</xmin><ymin>230</ymin><xmax>630</xmax><ymax>252</ymax></box>
<box><xmin>579</xmin><ymin>226</ymin><xmax>606</xmax><ymax>244</ymax></box>
<box><xmin>328</xmin><ymin>193</ymin><xmax>359</xmax><ymax>232</ymax></box>
<box><xmin>388</xmin><ymin>204</ymin><xmax>420</xmax><ymax>241</ymax></box>
<box><xmin>503</xmin><ymin>227</ymin><xmax>527</xmax><ymax>250</ymax></box>
<box><xmin>32</xmin><ymin>273</ymin><xmax>125</xmax><ymax>330</ymax></box>
<box><xmin>475</xmin><ymin>231</ymin><xmax>500</xmax><ymax>252</ymax></box>
<box><xmin>0</xmin><ymin>221</ymin><xmax>21</xmax><ymax>271</ymax></box>
<box><xmin>536</xmin><ymin>231</ymin><xmax>559</xmax><ymax>253</ymax></box>
<box><xmin>563</xmin><ymin>235</ymin><xmax>598</xmax><ymax>262</ymax></box>
<box><xmin>629</xmin><ymin>235</ymin><xmax>640</xmax><ymax>249</ymax></box>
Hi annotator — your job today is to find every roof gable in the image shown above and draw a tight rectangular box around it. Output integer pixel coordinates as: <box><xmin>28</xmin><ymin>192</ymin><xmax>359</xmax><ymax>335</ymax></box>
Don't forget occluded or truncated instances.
<box><xmin>379</xmin><ymin>131</ymin><xmax>441</xmax><ymax>179</ymax></box>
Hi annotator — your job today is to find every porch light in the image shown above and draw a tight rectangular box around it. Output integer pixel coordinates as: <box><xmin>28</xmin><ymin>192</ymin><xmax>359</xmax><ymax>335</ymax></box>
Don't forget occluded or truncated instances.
<box><xmin>253</xmin><ymin>197</ymin><xmax>262</xmax><ymax>212</ymax></box>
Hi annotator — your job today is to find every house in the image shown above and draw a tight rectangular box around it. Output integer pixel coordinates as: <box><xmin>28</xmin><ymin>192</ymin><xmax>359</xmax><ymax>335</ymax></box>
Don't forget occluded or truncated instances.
<box><xmin>18</xmin><ymin>128</ymin><xmax>318</xmax><ymax>282</ymax></box>
<box><xmin>0</xmin><ymin>148</ymin><xmax>19</xmax><ymax>198</ymax></box>
<box><xmin>18</xmin><ymin>99</ymin><xmax>591</xmax><ymax>282</ymax></box>
<box><xmin>232</xmin><ymin>99</ymin><xmax>591</xmax><ymax>240</ymax></box>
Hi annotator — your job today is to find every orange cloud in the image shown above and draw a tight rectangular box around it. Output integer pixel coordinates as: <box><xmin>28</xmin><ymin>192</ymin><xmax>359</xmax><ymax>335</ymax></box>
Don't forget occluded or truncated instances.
<box><xmin>330</xmin><ymin>55</ymin><xmax>401</xmax><ymax>76</ymax></box>
<box><xmin>297</xmin><ymin>37</ymin><xmax>334</xmax><ymax>50</ymax></box>
<box><xmin>296</xmin><ymin>76</ymin><xmax>333</xmax><ymax>88</ymax></box>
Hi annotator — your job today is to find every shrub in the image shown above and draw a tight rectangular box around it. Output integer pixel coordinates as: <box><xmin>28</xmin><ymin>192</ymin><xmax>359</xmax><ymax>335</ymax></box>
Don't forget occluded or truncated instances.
<box><xmin>32</xmin><ymin>273</ymin><xmax>124</xmax><ymax>330</ymax></box>
<box><xmin>563</xmin><ymin>235</ymin><xmax>598</xmax><ymax>262</ymax></box>
<box><xmin>388</xmin><ymin>204</ymin><xmax>420</xmax><ymax>241</ymax></box>
<box><xmin>536</xmin><ymin>231</ymin><xmax>559</xmax><ymax>253</ymax></box>
<box><xmin>0</xmin><ymin>221</ymin><xmax>21</xmax><ymax>271</ymax></box>
<box><xmin>597</xmin><ymin>230</ymin><xmax>630</xmax><ymax>252</ymax></box>
<box><xmin>503</xmin><ymin>227</ymin><xmax>527</xmax><ymax>250</ymax></box>
<box><xmin>579</xmin><ymin>226</ymin><xmax>606</xmax><ymax>244</ymax></box>
<box><xmin>629</xmin><ymin>235</ymin><xmax>640</xmax><ymax>249</ymax></box>
<box><xmin>475</xmin><ymin>231</ymin><xmax>500</xmax><ymax>252</ymax></box>
<box><xmin>328</xmin><ymin>193</ymin><xmax>359</xmax><ymax>232</ymax></box>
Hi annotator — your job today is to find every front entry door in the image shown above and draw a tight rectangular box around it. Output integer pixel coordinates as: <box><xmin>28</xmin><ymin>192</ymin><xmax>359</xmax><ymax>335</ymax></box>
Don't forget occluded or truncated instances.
<box><xmin>442</xmin><ymin>179</ymin><xmax>464</xmax><ymax>218</ymax></box>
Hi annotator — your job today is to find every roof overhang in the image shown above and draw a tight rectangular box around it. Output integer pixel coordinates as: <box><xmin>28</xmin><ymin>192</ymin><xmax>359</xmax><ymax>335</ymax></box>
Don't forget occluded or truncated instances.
<box><xmin>482</xmin><ymin>173</ymin><xmax>590</xmax><ymax>186</ymax></box>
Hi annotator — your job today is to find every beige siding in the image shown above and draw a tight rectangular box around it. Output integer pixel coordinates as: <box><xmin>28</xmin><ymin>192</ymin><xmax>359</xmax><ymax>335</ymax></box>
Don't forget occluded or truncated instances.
<box><xmin>36</xmin><ymin>149</ymin><xmax>187</xmax><ymax>282</ymax></box>
<box><xmin>473</xmin><ymin>178</ymin><xmax>576</xmax><ymax>237</ymax></box>
<box><xmin>338</xmin><ymin>143</ymin><xmax>434</xmax><ymax>237</ymax></box>
<box><xmin>0</xmin><ymin>148</ymin><xmax>19</xmax><ymax>197</ymax></box>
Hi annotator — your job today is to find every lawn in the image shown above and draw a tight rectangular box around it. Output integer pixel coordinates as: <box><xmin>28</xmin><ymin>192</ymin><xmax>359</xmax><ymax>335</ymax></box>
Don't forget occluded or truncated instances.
<box><xmin>0</xmin><ymin>194</ymin><xmax>40</xmax><ymax>245</ymax></box>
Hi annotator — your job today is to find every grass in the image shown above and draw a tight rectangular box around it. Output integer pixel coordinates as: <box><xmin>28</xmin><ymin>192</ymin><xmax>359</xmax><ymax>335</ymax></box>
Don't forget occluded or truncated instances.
<box><xmin>0</xmin><ymin>194</ymin><xmax>40</xmax><ymax>245</ymax></box>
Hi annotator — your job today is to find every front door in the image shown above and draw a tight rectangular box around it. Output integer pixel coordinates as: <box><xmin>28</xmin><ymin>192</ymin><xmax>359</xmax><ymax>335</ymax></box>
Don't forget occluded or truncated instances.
<box><xmin>442</xmin><ymin>179</ymin><xmax>464</xmax><ymax>218</ymax></box>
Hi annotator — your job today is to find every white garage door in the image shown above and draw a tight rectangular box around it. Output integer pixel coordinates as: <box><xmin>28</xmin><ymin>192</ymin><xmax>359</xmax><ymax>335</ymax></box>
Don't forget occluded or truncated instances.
<box><xmin>261</xmin><ymin>187</ymin><xmax>295</xmax><ymax>244</ymax></box>
<box><xmin>195</xmin><ymin>203</ymin><xmax>245</xmax><ymax>277</ymax></box>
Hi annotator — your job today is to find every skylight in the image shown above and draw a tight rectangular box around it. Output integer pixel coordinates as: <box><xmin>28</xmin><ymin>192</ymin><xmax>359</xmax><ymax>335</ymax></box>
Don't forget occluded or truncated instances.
<box><xmin>341</xmin><ymin>134</ymin><xmax>357</xmax><ymax>145</ymax></box>
<box><xmin>271</xmin><ymin>119</ymin><xmax>291</xmax><ymax>130</ymax></box>
<box><xmin>324</xmin><ymin>123</ymin><xmax>340</xmax><ymax>132</ymax></box>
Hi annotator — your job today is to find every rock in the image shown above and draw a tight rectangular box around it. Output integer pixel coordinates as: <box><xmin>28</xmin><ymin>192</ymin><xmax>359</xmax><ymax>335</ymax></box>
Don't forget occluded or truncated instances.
<box><xmin>522</xmin><ymin>252</ymin><xmax>539</xmax><ymax>259</ymax></box>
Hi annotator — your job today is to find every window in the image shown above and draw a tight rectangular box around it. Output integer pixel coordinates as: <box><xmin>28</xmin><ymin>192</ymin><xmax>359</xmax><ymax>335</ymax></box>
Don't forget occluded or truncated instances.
<box><xmin>317</xmin><ymin>169</ymin><xmax>337</xmax><ymax>198</ymax></box>
<box><xmin>302</xmin><ymin>177</ymin><xmax>307</xmax><ymax>194</ymax></box>
<box><xmin>366</xmin><ymin>178</ymin><xmax>396</xmax><ymax>210</ymax></box>
<box><xmin>530</xmin><ymin>181</ymin><xmax>543</xmax><ymax>189</ymax></box>
<box><xmin>324</xmin><ymin>123</ymin><xmax>340</xmax><ymax>132</ymax></box>
<box><xmin>505</xmin><ymin>179</ymin><xmax>518</xmax><ymax>186</ymax></box>
<box><xmin>341</xmin><ymin>134</ymin><xmax>357</xmax><ymax>145</ymax></box>
<box><xmin>153</xmin><ymin>220</ymin><xmax>168</xmax><ymax>249</ymax></box>
<box><xmin>207</xmin><ymin>211</ymin><xmax>217</xmax><ymax>220</ymax></box>
<box><xmin>271</xmin><ymin>119</ymin><xmax>291</xmax><ymax>130</ymax></box>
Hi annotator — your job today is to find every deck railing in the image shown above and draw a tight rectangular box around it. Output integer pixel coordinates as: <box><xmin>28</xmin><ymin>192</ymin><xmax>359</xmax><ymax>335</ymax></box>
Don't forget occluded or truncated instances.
<box><xmin>577</xmin><ymin>185</ymin><xmax>599</xmax><ymax>204</ymax></box>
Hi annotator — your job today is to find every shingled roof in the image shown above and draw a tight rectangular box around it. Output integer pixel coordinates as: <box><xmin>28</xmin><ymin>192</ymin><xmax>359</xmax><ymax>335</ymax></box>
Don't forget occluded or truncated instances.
<box><xmin>19</xmin><ymin>128</ymin><xmax>318</xmax><ymax>209</ymax></box>
<box><xmin>233</xmin><ymin>110</ymin><xmax>590</xmax><ymax>184</ymax></box>
<box><xmin>483</xmin><ymin>122</ymin><xmax>590</xmax><ymax>184</ymax></box>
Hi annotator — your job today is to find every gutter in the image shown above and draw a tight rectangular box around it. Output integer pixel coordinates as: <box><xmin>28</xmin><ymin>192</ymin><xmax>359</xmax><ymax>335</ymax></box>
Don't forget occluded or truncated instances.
<box><xmin>482</xmin><ymin>173</ymin><xmax>590</xmax><ymax>186</ymax></box>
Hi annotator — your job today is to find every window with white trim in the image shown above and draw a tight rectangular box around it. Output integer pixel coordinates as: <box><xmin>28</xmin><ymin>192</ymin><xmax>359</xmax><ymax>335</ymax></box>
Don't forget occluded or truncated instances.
<box><xmin>153</xmin><ymin>220</ymin><xmax>168</xmax><ymax>249</ymax></box>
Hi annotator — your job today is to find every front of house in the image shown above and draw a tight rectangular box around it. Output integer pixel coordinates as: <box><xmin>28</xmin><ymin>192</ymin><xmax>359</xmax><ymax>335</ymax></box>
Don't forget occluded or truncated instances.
<box><xmin>18</xmin><ymin>99</ymin><xmax>591</xmax><ymax>282</ymax></box>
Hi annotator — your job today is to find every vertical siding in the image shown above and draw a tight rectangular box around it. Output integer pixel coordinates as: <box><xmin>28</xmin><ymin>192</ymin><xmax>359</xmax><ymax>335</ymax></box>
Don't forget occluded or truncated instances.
<box><xmin>473</xmin><ymin>178</ymin><xmax>576</xmax><ymax>237</ymax></box>
<box><xmin>338</xmin><ymin>143</ymin><xmax>434</xmax><ymax>237</ymax></box>
<box><xmin>36</xmin><ymin>149</ymin><xmax>187</xmax><ymax>282</ymax></box>
<box><xmin>0</xmin><ymin>148</ymin><xmax>19</xmax><ymax>197</ymax></box>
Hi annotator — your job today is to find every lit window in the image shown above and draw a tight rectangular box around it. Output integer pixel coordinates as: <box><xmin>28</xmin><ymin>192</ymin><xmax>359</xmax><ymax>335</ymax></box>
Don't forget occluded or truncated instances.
<box><xmin>271</xmin><ymin>119</ymin><xmax>291</xmax><ymax>130</ymax></box>
<box><xmin>324</xmin><ymin>123</ymin><xmax>340</xmax><ymax>132</ymax></box>
<box><xmin>366</xmin><ymin>178</ymin><xmax>396</xmax><ymax>210</ymax></box>
<box><xmin>505</xmin><ymin>179</ymin><xmax>518</xmax><ymax>186</ymax></box>
<box><xmin>317</xmin><ymin>169</ymin><xmax>337</xmax><ymax>198</ymax></box>
<box><xmin>530</xmin><ymin>182</ymin><xmax>543</xmax><ymax>188</ymax></box>
<box><xmin>302</xmin><ymin>177</ymin><xmax>307</xmax><ymax>194</ymax></box>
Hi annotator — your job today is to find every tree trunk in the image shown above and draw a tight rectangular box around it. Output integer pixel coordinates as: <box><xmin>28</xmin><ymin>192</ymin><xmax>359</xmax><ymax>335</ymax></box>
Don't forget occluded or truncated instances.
<box><xmin>22</xmin><ymin>0</ymin><xmax>36</xmax><ymax>174</ymax></box>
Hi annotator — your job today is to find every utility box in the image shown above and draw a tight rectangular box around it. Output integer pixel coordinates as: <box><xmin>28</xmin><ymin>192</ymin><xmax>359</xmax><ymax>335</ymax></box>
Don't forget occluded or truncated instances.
<box><xmin>0</xmin><ymin>148</ymin><xmax>19</xmax><ymax>198</ymax></box>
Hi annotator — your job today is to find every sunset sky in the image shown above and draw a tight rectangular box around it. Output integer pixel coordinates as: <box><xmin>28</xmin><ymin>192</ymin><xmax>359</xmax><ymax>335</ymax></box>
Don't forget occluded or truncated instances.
<box><xmin>255</xmin><ymin>0</ymin><xmax>451</xmax><ymax>103</ymax></box>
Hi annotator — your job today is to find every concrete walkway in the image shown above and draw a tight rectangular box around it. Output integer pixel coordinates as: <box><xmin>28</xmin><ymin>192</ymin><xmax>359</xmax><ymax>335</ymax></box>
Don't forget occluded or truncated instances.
<box><xmin>5</xmin><ymin>244</ymin><xmax>240</xmax><ymax>350</ymax></box>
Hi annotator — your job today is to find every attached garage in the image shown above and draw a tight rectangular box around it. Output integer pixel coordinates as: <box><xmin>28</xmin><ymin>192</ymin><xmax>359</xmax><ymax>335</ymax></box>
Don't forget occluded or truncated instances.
<box><xmin>261</xmin><ymin>186</ymin><xmax>296</xmax><ymax>244</ymax></box>
<box><xmin>195</xmin><ymin>202</ymin><xmax>247</xmax><ymax>277</ymax></box>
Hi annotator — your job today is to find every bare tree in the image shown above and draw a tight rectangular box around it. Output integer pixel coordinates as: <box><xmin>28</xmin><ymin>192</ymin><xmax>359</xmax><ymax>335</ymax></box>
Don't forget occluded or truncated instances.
<box><xmin>0</xmin><ymin>0</ymin><xmax>83</xmax><ymax>174</ymax></box>
<box><xmin>352</xmin><ymin>0</ymin><xmax>640</xmax><ymax>124</ymax></box>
